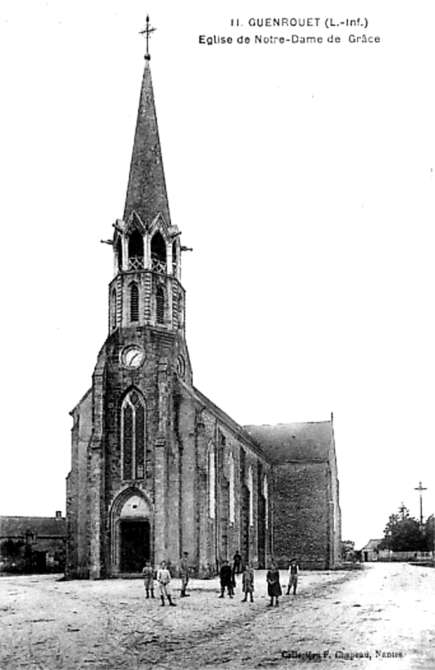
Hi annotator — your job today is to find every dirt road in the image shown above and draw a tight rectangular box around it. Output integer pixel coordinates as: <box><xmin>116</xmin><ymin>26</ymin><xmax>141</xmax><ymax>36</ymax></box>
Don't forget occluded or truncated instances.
<box><xmin>1</xmin><ymin>563</ymin><xmax>434</xmax><ymax>669</ymax></box>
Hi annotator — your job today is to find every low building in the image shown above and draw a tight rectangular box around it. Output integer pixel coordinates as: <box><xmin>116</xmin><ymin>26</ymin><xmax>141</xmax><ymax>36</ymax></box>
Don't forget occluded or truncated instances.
<box><xmin>361</xmin><ymin>539</ymin><xmax>383</xmax><ymax>562</ymax></box>
<box><xmin>0</xmin><ymin>512</ymin><xmax>66</xmax><ymax>573</ymax></box>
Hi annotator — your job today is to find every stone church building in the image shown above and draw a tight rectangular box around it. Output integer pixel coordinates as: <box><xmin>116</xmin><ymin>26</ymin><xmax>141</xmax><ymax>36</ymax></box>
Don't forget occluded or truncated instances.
<box><xmin>66</xmin><ymin>42</ymin><xmax>341</xmax><ymax>579</ymax></box>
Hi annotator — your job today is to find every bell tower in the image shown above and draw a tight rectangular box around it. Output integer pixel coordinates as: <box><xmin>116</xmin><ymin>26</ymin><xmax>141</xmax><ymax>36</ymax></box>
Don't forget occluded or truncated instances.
<box><xmin>108</xmin><ymin>36</ymin><xmax>186</xmax><ymax>341</ymax></box>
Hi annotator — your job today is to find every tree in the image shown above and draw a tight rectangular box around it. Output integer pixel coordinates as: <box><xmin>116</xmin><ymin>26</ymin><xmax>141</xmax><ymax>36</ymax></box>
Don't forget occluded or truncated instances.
<box><xmin>341</xmin><ymin>540</ymin><xmax>355</xmax><ymax>561</ymax></box>
<box><xmin>379</xmin><ymin>503</ymin><xmax>425</xmax><ymax>552</ymax></box>
<box><xmin>0</xmin><ymin>539</ymin><xmax>24</xmax><ymax>558</ymax></box>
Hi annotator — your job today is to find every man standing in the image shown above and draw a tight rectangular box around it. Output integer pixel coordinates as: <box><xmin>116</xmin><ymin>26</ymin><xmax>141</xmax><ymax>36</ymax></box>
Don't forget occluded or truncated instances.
<box><xmin>233</xmin><ymin>550</ymin><xmax>242</xmax><ymax>575</ymax></box>
<box><xmin>157</xmin><ymin>561</ymin><xmax>176</xmax><ymax>607</ymax></box>
<box><xmin>180</xmin><ymin>551</ymin><xmax>190</xmax><ymax>598</ymax></box>
<box><xmin>219</xmin><ymin>560</ymin><xmax>234</xmax><ymax>598</ymax></box>
<box><xmin>286</xmin><ymin>557</ymin><xmax>300</xmax><ymax>595</ymax></box>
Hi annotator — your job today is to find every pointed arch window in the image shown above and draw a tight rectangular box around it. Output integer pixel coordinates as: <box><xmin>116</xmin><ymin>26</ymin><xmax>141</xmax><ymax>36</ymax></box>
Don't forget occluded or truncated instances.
<box><xmin>247</xmin><ymin>466</ymin><xmax>254</xmax><ymax>527</ymax></box>
<box><xmin>208</xmin><ymin>444</ymin><xmax>216</xmax><ymax>519</ymax></box>
<box><xmin>172</xmin><ymin>240</ymin><xmax>178</xmax><ymax>275</ymax></box>
<box><xmin>264</xmin><ymin>475</ymin><xmax>269</xmax><ymax>529</ymax></box>
<box><xmin>229</xmin><ymin>453</ymin><xmax>235</xmax><ymax>524</ymax></box>
<box><xmin>156</xmin><ymin>286</ymin><xmax>165</xmax><ymax>324</ymax></box>
<box><xmin>130</xmin><ymin>283</ymin><xmax>139</xmax><ymax>322</ymax></box>
<box><xmin>116</xmin><ymin>239</ymin><xmax>123</xmax><ymax>272</ymax></box>
<box><xmin>110</xmin><ymin>289</ymin><xmax>117</xmax><ymax>331</ymax></box>
<box><xmin>121</xmin><ymin>390</ymin><xmax>146</xmax><ymax>480</ymax></box>
<box><xmin>178</xmin><ymin>293</ymin><xmax>184</xmax><ymax>328</ymax></box>
<box><xmin>128</xmin><ymin>230</ymin><xmax>144</xmax><ymax>270</ymax></box>
<box><xmin>151</xmin><ymin>232</ymin><xmax>167</xmax><ymax>274</ymax></box>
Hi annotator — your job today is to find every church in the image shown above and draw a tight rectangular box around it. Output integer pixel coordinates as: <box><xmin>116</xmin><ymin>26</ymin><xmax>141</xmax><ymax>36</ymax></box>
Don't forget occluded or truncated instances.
<box><xmin>66</xmin><ymin>26</ymin><xmax>341</xmax><ymax>579</ymax></box>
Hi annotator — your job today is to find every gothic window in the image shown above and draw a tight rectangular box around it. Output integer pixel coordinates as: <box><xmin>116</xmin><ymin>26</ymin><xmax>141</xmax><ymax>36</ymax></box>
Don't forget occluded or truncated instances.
<box><xmin>208</xmin><ymin>444</ymin><xmax>215</xmax><ymax>519</ymax></box>
<box><xmin>110</xmin><ymin>289</ymin><xmax>117</xmax><ymax>331</ymax></box>
<box><xmin>116</xmin><ymin>239</ymin><xmax>123</xmax><ymax>272</ymax></box>
<box><xmin>176</xmin><ymin>355</ymin><xmax>185</xmax><ymax>379</ymax></box>
<box><xmin>229</xmin><ymin>453</ymin><xmax>235</xmax><ymax>524</ymax></box>
<box><xmin>121</xmin><ymin>390</ymin><xmax>146</xmax><ymax>480</ymax></box>
<box><xmin>172</xmin><ymin>240</ymin><xmax>178</xmax><ymax>275</ymax></box>
<box><xmin>178</xmin><ymin>293</ymin><xmax>184</xmax><ymax>327</ymax></box>
<box><xmin>151</xmin><ymin>232</ymin><xmax>167</xmax><ymax>273</ymax></box>
<box><xmin>128</xmin><ymin>230</ymin><xmax>144</xmax><ymax>270</ymax></box>
<box><xmin>130</xmin><ymin>283</ymin><xmax>139</xmax><ymax>322</ymax></box>
<box><xmin>247</xmin><ymin>466</ymin><xmax>254</xmax><ymax>527</ymax></box>
<box><xmin>240</xmin><ymin>448</ymin><xmax>246</xmax><ymax>478</ymax></box>
<box><xmin>156</xmin><ymin>286</ymin><xmax>165</xmax><ymax>324</ymax></box>
<box><xmin>264</xmin><ymin>475</ymin><xmax>269</xmax><ymax>529</ymax></box>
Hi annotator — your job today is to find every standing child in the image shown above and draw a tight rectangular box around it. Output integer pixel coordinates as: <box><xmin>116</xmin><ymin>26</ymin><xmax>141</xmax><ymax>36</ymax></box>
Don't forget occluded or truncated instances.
<box><xmin>142</xmin><ymin>560</ymin><xmax>154</xmax><ymax>599</ymax></box>
<box><xmin>266</xmin><ymin>560</ymin><xmax>282</xmax><ymax>607</ymax></box>
<box><xmin>286</xmin><ymin>557</ymin><xmax>300</xmax><ymax>595</ymax></box>
<box><xmin>157</xmin><ymin>561</ymin><xmax>176</xmax><ymax>607</ymax></box>
<box><xmin>241</xmin><ymin>563</ymin><xmax>254</xmax><ymax>603</ymax></box>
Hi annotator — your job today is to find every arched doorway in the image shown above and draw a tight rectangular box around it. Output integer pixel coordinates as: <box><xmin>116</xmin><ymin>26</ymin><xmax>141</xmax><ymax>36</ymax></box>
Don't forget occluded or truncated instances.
<box><xmin>120</xmin><ymin>519</ymin><xmax>150</xmax><ymax>572</ymax></box>
<box><xmin>111</xmin><ymin>490</ymin><xmax>152</xmax><ymax>574</ymax></box>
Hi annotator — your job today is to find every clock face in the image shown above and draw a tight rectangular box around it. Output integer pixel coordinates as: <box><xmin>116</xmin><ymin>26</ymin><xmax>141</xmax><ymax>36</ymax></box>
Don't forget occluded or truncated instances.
<box><xmin>121</xmin><ymin>345</ymin><xmax>145</xmax><ymax>369</ymax></box>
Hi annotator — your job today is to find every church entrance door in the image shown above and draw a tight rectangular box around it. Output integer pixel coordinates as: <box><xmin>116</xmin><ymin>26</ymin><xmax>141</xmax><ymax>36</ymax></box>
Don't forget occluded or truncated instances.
<box><xmin>120</xmin><ymin>520</ymin><xmax>150</xmax><ymax>572</ymax></box>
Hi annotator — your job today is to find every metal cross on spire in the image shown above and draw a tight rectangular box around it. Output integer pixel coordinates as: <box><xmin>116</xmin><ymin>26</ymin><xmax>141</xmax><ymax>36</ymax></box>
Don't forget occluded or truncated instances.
<box><xmin>414</xmin><ymin>481</ymin><xmax>427</xmax><ymax>526</ymax></box>
<box><xmin>139</xmin><ymin>15</ymin><xmax>156</xmax><ymax>60</ymax></box>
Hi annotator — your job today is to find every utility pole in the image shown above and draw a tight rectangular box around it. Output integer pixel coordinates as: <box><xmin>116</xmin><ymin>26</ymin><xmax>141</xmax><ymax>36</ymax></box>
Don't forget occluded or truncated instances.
<box><xmin>414</xmin><ymin>481</ymin><xmax>427</xmax><ymax>526</ymax></box>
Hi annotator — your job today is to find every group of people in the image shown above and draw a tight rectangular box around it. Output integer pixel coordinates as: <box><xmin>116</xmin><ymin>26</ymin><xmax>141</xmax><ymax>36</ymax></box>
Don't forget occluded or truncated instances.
<box><xmin>143</xmin><ymin>551</ymin><xmax>300</xmax><ymax>608</ymax></box>
<box><xmin>142</xmin><ymin>551</ymin><xmax>191</xmax><ymax>607</ymax></box>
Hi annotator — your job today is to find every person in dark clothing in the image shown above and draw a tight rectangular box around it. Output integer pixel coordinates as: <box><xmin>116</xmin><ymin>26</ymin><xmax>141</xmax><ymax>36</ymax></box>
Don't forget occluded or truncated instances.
<box><xmin>180</xmin><ymin>552</ymin><xmax>190</xmax><ymax>597</ymax></box>
<box><xmin>233</xmin><ymin>550</ymin><xmax>242</xmax><ymax>575</ymax></box>
<box><xmin>219</xmin><ymin>560</ymin><xmax>234</xmax><ymax>598</ymax></box>
<box><xmin>266</xmin><ymin>560</ymin><xmax>282</xmax><ymax>607</ymax></box>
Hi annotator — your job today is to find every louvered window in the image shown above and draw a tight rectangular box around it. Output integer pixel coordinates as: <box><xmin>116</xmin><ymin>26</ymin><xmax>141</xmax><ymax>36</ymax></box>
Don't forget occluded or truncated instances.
<box><xmin>110</xmin><ymin>289</ymin><xmax>117</xmax><ymax>331</ymax></box>
<box><xmin>130</xmin><ymin>283</ymin><xmax>139</xmax><ymax>322</ymax></box>
<box><xmin>156</xmin><ymin>287</ymin><xmax>165</xmax><ymax>324</ymax></box>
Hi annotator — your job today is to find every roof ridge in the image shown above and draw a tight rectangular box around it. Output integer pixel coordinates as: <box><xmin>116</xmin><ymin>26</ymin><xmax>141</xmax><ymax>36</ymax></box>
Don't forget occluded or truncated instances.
<box><xmin>243</xmin><ymin>419</ymin><xmax>332</xmax><ymax>428</ymax></box>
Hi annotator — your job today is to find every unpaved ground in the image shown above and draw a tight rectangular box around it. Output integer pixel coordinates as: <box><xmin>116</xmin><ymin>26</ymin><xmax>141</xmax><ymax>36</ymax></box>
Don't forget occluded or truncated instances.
<box><xmin>0</xmin><ymin>563</ymin><xmax>434</xmax><ymax>670</ymax></box>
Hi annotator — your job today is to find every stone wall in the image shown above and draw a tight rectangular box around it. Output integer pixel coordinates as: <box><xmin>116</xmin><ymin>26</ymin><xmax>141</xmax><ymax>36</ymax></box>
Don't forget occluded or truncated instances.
<box><xmin>272</xmin><ymin>462</ymin><xmax>330</xmax><ymax>569</ymax></box>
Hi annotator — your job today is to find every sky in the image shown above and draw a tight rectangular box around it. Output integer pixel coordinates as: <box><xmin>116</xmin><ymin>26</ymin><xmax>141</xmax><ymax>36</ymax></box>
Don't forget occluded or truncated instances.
<box><xmin>0</xmin><ymin>1</ymin><xmax>434</xmax><ymax>550</ymax></box>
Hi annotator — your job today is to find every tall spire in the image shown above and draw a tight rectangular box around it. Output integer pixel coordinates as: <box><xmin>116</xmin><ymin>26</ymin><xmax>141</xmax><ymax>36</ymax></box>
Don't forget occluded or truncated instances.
<box><xmin>123</xmin><ymin>21</ymin><xmax>171</xmax><ymax>227</ymax></box>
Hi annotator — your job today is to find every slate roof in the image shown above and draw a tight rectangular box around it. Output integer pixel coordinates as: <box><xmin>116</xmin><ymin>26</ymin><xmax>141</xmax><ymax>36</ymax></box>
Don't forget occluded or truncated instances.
<box><xmin>360</xmin><ymin>539</ymin><xmax>383</xmax><ymax>552</ymax></box>
<box><xmin>123</xmin><ymin>59</ymin><xmax>171</xmax><ymax>227</ymax></box>
<box><xmin>243</xmin><ymin>421</ymin><xmax>333</xmax><ymax>463</ymax></box>
<box><xmin>0</xmin><ymin>516</ymin><xmax>66</xmax><ymax>539</ymax></box>
<box><xmin>192</xmin><ymin>386</ymin><xmax>267</xmax><ymax>461</ymax></box>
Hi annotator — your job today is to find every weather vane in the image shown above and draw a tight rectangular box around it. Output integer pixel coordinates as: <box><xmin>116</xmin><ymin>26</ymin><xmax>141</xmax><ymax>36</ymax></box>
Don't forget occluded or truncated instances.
<box><xmin>139</xmin><ymin>15</ymin><xmax>156</xmax><ymax>60</ymax></box>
